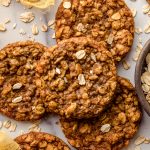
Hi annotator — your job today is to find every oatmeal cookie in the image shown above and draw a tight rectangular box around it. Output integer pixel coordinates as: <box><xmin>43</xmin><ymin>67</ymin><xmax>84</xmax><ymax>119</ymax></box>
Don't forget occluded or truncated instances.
<box><xmin>15</xmin><ymin>132</ymin><xmax>70</xmax><ymax>150</ymax></box>
<box><xmin>60</xmin><ymin>76</ymin><xmax>142</xmax><ymax>150</ymax></box>
<box><xmin>55</xmin><ymin>0</ymin><xmax>134</xmax><ymax>62</ymax></box>
<box><xmin>36</xmin><ymin>37</ymin><xmax>117</xmax><ymax>119</ymax></box>
<box><xmin>0</xmin><ymin>41</ymin><xmax>48</xmax><ymax>121</ymax></box>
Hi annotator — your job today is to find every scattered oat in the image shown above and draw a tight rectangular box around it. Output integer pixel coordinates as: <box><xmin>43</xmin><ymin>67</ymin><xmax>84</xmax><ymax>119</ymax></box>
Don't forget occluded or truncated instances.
<box><xmin>12</xmin><ymin>96</ymin><xmax>23</xmax><ymax>103</ymax></box>
<box><xmin>122</xmin><ymin>60</ymin><xmax>130</xmax><ymax>70</ymax></box>
<box><xmin>3</xmin><ymin>120</ymin><xmax>11</xmax><ymax>129</ymax></box>
<box><xmin>33</xmin><ymin>120</ymin><xmax>41</xmax><ymax>126</ymax></box>
<box><xmin>41</xmin><ymin>24</ymin><xmax>48</xmax><ymax>32</ymax></box>
<box><xmin>144</xmin><ymin>138</ymin><xmax>150</xmax><ymax>144</ymax></box>
<box><xmin>135</xmin><ymin>136</ymin><xmax>146</xmax><ymax>145</ymax></box>
<box><xmin>4</xmin><ymin>18</ymin><xmax>10</xmax><ymax>24</ymax></box>
<box><xmin>143</xmin><ymin>4</ymin><xmax>150</xmax><ymax>14</ymax></box>
<box><xmin>19</xmin><ymin>130</ymin><xmax>25</xmax><ymax>135</ymax></box>
<box><xmin>9</xmin><ymin>122</ymin><xmax>17</xmax><ymax>132</ymax></box>
<box><xmin>32</xmin><ymin>24</ymin><xmax>39</xmax><ymax>35</ymax></box>
<box><xmin>13</xmin><ymin>23</ymin><xmax>17</xmax><ymax>29</ymax></box>
<box><xmin>75</xmin><ymin>50</ymin><xmax>86</xmax><ymax>59</ymax></box>
<box><xmin>0</xmin><ymin>121</ymin><xmax>2</xmax><ymax>129</ymax></box>
<box><xmin>100</xmin><ymin>124</ymin><xmax>111</xmax><ymax>133</ymax></box>
<box><xmin>133</xmin><ymin>51</ymin><xmax>141</xmax><ymax>61</ymax></box>
<box><xmin>144</xmin><ymin>23</ymin><xmax>150</xmax><ymax>34</ymax></box>
<box><xmin>78</xmin><ymin>74</ymin><xmax>86</xmax><ymax>85</ymax></box>
<box><xmin>134</xmin><ymin>146</ymin><xmax>141</xmax><ymax>150</ymax></box>
<box><xmin>0</xmin><ymin>23</ymin><xmax>6</xmax><ymax>31</ymax></box>
<box><xmin>48</xmin><ymin>20</ymin><xmax>55</xmax><ymax>27</ymax></box>
<box><xmin>19</xmin><ymin>28</ymin><xmax>26</xmax><ymax>35</ymax></box>
<box><xmin>20</xmin><ymin>12</ymin><xmax>35</xmax><ymax>23</ymax></box>
<box><xmin>131</xmin><ymin>8</ymin><xmax>137</xmax><ymax>17</ymax></box>
<box><xmin>52</xmin><ymin>33</ymin><xmax>55</xmax><ymax>39</ymax></box>
<box><xmin>135</xmin><ymin>27</ymin><xmax>142</xmax><ymax>34</ymax></box>
<box><xmin>138</xmin><ymin>37</ymin><xmax>142</xmax><ymax>43</ymax></box>
<box><xmin>28</xmin><ymin>124</ymin><xmax>41</xmax><ymax>132</ymax></box>
<box><xmin>0</xmin><ymin>0</ymin><xmax>11</xmax><ymax>7</ymax></box>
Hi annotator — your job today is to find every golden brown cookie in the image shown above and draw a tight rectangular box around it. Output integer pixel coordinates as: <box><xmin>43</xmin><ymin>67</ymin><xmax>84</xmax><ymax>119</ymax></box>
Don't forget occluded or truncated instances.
<box><xmin>147</xmin><ymin>0</ymin><xmax>150</xmax><ymax>4</ymax></box>
<box><xmin>37</xmin><ymin>37</ymin><xmax>117</xmax><ymax>119</ymax></box>
<box><xmin>60</xmin><ymin>76</ymin><xmax>142</xmax><ymax>150</ymax></box>
<box><xmin>55</xmin><ymin>0</ymin><xmax>134</xmax><ymax>62</ymax></box>
<box><xmin>0</xmin><ymin>41</ymin><xmax>48</xmax><ymax>121</ymax></box>
<box><xmin>15</xmin><ymin>132</ymin><xmax>70</xmax><ymax>150</ymax></box>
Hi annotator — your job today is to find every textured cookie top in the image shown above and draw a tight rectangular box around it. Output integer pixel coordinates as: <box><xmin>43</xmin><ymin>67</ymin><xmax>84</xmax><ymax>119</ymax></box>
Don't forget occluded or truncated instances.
<box><xmin>36</xmin><ymin>37</ymin><xmax>117</xmax><ymax>119</ymax></box>
<box><xmin>55</xmin><ymin>0</ymin><xmax>134</xmax><ymax>62</ymax></box>
<box><xmin>0</xmin><ymin>41</ymin><xmax>47</xmax><ymax>121</ymax></box>
<box><xmin>60</xmin><ymin>77</ymin><xmax>142</xmax><ymax>150</ymax></box>
<box><xmin>15</xmin><ymin>132</ymin><xmax>70</xmax><ymax>150</ymax></box>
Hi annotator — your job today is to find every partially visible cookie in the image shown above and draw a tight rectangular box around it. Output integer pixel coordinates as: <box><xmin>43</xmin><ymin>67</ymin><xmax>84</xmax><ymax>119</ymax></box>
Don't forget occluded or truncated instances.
<box><xmin>15</xmin><ymin>132</ymin><xmax>70</xmax><ymax>150</ymax></box>
<box><xmin>147</xmin><ymin>0</ymin><xmax>150</xmax><ymax>4</ymax></box>
<box><xmin>36</xmin><ymin>37</ymin><xmax>117</xmax><ymax>119</ymax></box>
<box><xmin>0</xmin><ymin>41</ymin><xmax>48</xmax><ymax>121</ymax></box>
<box><xmin>55</xmin><ymin>0</ymin><xmax>134</xmax><ymax>62</ymax></box>
<box><xmin>60</xmin><ymin>76</ymin><xmax>142</xmax><ymax>150</ymax></box>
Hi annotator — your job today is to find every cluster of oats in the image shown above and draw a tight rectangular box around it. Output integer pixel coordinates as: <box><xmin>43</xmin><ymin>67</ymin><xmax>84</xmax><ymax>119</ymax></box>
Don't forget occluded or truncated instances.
<box><xmin>0</xmin><ymin>120</ymin><xmax>17</xmax><ymax>132</ymax></box>
<box><xmin>0</xmin><ymin>119</ymin><xmax>41</xmax><ymax>134</ymax></box>
<box><xmin>141</xmin><ymin>53</ymin><xmax>150</xmax><ymax>103</ymax></box>
<box><xmin>133</xmin><ymin>136</ymin><xmax>150</xmax><ymax>150</ymax></box>
<box><xmin>0</xmin><ymin>1</ymin><xmax>55</xmax><ymax>39</ymax></box>
<box><xmin>133</xmin><ymin>38</ymin><xmax>143</xmax><ymax>61</ymax></box>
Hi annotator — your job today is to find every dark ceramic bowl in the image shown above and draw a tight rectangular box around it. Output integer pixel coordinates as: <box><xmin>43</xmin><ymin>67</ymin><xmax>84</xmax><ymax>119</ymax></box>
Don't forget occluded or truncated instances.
<box><xmin>135</xmin><ymin>39</ymin><xmax>150</xmax><ymax>116</ymax></box>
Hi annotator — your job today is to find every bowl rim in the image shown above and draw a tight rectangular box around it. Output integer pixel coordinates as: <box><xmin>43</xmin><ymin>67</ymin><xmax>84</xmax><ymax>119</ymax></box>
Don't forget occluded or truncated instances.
<box><xmin>135</xmin><ymin>39</ymin><xmax>150</xmax><ymax>116</ymax></box>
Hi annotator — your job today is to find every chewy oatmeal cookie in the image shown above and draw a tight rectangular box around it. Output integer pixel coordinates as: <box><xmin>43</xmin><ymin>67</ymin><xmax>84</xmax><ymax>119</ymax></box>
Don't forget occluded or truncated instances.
<box><xmin>36</xmin><ymin>37</ymin><xmax>117</xmax><ymax>119</ymax></box>
<box><xmin>55</xmin><ymin>0</ymin><xmax>134</xmax><ymax>62</ymax></box>
<box><xmin>60</xmin><ymin>76</ymin><xmax>142</xmax><ymax>150</ymax></box>
<box><xmin>0</xmin><ymin>41</ymin><xmax>48</xmax><ymax>121</ymax></box>
<box><xmin>15</xmin><ymin>132</ymin><xmax>70</xmax><ymax>150</ymax></box>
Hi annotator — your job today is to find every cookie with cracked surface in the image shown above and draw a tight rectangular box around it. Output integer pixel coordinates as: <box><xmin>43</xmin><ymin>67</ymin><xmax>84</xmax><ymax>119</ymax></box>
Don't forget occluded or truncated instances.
<box><xmin>15</xmin><ymin>132</ymin><xmax>70</xmax><ymax>150</ymax></box>
<box><xmin>55</xmin><ymin>0</ymin><xmax>134</xmax><ymax>62</ymax></box>
<box><xmin>0</xmin><ymin>41</ymin><xmax>48</xmax><ymax>121</ymax></box>
<box><xmin>60</xmin><ymin>76</ymin><xmax>142</xmax><ymax>150</ymax></box>
<box><xmin>36</xmin><ymin>37</ymin><xmax>117</xmax><ymax>119</ymax></box>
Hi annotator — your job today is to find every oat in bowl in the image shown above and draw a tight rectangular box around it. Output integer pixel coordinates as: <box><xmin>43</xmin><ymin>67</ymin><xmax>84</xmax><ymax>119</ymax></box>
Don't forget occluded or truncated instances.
<box><xmin>36</xmin><ymin>37</ymin><xmax>117</xmax><ymax>119</ymax></box>
<box><xmin>135</xmin><ymin>39</ymin><xmax>150</xmax><ymax>116</ymax></box>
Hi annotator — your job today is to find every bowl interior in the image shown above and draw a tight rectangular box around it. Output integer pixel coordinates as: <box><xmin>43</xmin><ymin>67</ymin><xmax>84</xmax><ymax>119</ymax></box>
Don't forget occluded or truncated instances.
<box><xmin>135</xmin><ymin>39</ymin><xmax>150</xmax><ymax>116</ymax></box>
